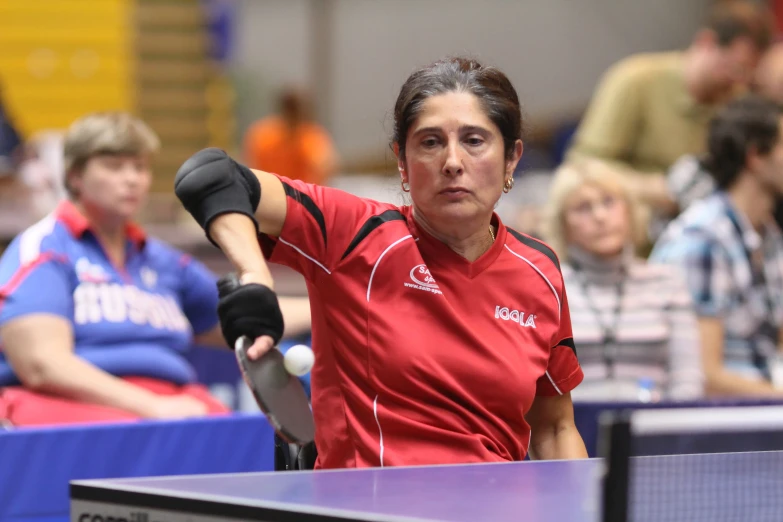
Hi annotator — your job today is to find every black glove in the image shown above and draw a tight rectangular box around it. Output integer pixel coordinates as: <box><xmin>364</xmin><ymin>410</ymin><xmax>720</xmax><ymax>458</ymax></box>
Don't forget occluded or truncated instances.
<box><xmin>216</xmin><ymin>274</ymin><xmax>285</xmax><ymax>350</ymax></box>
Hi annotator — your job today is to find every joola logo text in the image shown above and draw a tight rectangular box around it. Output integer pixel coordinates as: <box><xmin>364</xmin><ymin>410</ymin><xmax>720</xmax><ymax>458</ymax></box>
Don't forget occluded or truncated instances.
<box><xmin>495</xmin><ymin>306</ymin><xmax>537</xmax><ymax>328</ymax></box>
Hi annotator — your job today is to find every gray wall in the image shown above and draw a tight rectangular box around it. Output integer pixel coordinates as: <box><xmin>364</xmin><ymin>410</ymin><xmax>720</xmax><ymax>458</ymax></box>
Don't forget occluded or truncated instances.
<box><xmin>230</xmin><ymin>0</ymin><xmax>712</xmax><ymax>162</ymax></box>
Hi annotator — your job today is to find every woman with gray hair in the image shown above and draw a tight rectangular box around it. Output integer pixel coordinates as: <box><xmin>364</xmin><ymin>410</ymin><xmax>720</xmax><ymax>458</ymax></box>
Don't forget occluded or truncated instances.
<box><xmin>543</xmin><ymin>159</ymin><xmax>704</xmax><ymax>401</ymax></box>
<box><xmin>0</xmin><ymin>111</ymin><xmax>312</xmax><ymax>426</ymax></box>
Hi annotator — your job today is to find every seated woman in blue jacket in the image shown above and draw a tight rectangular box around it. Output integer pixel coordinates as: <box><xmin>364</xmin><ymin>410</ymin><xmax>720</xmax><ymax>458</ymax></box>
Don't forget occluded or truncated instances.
<box><xmin>0</xmin><ymin>112</ymin><xmax>311</xmax><ymax>426</ymax></box>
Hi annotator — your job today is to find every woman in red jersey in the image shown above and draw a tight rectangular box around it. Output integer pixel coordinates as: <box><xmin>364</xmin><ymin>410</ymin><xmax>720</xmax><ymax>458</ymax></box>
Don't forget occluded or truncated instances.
<box><xmin>175</xmin><ymin>57</ymin><xmax>588</xmax><ymax>468</ymax></box>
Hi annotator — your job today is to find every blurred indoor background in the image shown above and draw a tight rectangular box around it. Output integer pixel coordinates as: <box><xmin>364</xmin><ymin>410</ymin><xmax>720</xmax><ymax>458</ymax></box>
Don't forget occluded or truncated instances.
<box><xmin>0</xmin><ymin>0</ymin><xmax>755</xmax><ymax>259</ymax></box>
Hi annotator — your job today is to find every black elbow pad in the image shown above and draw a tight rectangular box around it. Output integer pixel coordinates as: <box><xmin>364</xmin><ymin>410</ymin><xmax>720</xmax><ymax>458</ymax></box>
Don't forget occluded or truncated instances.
<box><xmin>174</xmin><ymin>148</ymin><xmax>262</xmax><ymax>242</ymax></box>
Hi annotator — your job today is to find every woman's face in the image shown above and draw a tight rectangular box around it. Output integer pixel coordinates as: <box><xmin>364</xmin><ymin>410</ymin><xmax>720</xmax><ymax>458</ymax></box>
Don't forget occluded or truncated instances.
<box><xmin>563</xmin><ymin>183</ymin><xmax>630</xmax><ymax>258</ymax></box>
<box><xmin>71</xmin><ymin>153</ymin><xmax>151</xmax><ymax>222</ymax></box>
<box><xmin>399</xmin><ymin>91</ymin><xmax>522</xmax><ymax>233</ymax></box>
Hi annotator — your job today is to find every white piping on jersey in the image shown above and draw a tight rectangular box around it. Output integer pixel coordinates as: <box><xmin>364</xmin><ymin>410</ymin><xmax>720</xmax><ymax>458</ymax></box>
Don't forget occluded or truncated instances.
<box><xmin>278</xmin><ymin>237</ymin><xmax>332</xmax><ymax>274</ymax></box>
<box><xmin>503</xmin><ymin>244</ymin><xmax>560</xmax><ymax>320</ymax></box>
<box><xmin>367</xmin><ymin>235</ymin><xmax>412</xmax><ymax>302</ymax></box>
<box><xmin>19</xmin><ymin>215</ymin><xmax>56</xmax><ymax>265</ymax></box>
<box><xmin>546</xmin><ymin>371</ymin><xmax>563</xmax><ymax>395</ymax></box>
<box><xmin>373</xmin><ymin>394</ymin><xmax>385</xmax><ymax>467</ymax></box>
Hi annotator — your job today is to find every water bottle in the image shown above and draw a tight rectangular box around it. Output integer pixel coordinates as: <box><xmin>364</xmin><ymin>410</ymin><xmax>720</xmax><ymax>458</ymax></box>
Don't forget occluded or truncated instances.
<box><xmin>637</xmin><ymin>378</ymin><xmax>660</xmax><ymax>403</ymax></box>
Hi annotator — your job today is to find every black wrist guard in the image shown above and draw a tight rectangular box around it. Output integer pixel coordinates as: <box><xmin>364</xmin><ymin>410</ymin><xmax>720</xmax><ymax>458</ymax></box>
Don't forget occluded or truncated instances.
<box><xmin>216</xmin><ymin>274</ymin><xmax>285</xmax><ymax>349</ymax></box>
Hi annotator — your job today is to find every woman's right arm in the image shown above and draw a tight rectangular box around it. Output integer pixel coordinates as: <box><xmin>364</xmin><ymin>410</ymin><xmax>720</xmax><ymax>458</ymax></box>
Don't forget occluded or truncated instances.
<box><xmin>175</xmin><ymin>149</ymin><xmax>296</xmax><ymax>358</ymax></box>
<box><xmin>207</xmin><ymin>169</ymin><xmax>287</xmax><ymax>288</ymax></box>
<box><xmin>0</xmin><ymin>314</ymin><xmax>204</xmax><ymax>418</ymax></box>
<box><xmin>203</xmin><ymin>169</ymin><xmax>290</xmax><ymax>357</ymax></box>
<box><xmin>175</xmin><ymin>149</ymin><xmax>372</xmax><ymax>358</ymax></box>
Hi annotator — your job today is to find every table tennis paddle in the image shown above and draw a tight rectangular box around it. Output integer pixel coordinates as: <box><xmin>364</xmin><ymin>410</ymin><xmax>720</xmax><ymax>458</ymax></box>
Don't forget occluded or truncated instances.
<box><xmin>217</xmin><ymin>273</ymin><xmax>315</xmax><ymax>445</ymax></box>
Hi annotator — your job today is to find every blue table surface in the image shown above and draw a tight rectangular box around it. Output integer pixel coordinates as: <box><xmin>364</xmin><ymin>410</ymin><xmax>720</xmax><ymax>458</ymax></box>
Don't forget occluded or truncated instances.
<box><xmin>73</xmin><ymin>451</ymin><xmax>783</xmax><ymax>522</ymax></box>
<box><xmin>75</xmin><ymin>459</ymin><xmax>604</xmax><ymax>522</ymax></box>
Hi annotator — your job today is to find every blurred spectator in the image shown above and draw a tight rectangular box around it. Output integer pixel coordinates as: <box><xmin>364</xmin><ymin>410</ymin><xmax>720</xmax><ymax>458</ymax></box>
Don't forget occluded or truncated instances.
<box><xmin>668</xmin><ymin>42</ymin><xmax>783</xmax><ymax>214</ymax></box>
<box><xmin>243</xmin><ymin>87</ymin><xmax>338</xmax><ymax>186</ymax></box>
<box><xmin>542</xmin><ymin>159</ymin><xmax>703</xmax><ymax>402</ymax></box>
<box><xmin>651</xmin><ymin>95</ymin><xmax>783</xmax><ymax>397</ymax></box>
<box><xmin>16</xmin><ymin>131</ymin><xmax>68</xmax><ymax>219</ymax></box>
<box><xmin>0</xmin><ymin>112</ymin><xmax>311</xmax><ymax>426</ymax></box>
<box><xmin>567</xmin><ymin>0</ymin><xmax>773</xmax><ymax>218</ymax></box>
<box><xmin>753</xmin><ymin>41</ymin><xmax>783</xmax><ymax>103</ymax></box>
<box><xmin>0</xmin><ymin>80</ymin><xmax>23</xmax><ymax>177</ymax></box>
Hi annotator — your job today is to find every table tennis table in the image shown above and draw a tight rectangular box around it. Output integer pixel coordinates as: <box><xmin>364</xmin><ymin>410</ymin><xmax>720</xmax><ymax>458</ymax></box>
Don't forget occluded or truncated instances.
<box><xmin>71</xmin><ymin>459</ymin><xmax>603</xmax><ymax>522</ymax></box>
<box><xmin>69</xmin><ymin>451</ymin><xmax>782</xmax><ymax>522</ymax></box>
<box><xmin>71</xmin><ymin>406</ymin><xmax>783</xmax><ymax>522</ymax></box>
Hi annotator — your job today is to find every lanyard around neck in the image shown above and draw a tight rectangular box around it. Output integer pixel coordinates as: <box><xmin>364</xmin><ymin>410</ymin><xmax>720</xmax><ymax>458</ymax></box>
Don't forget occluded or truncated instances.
<box><xmin>572</xmin><ymin>263</ymin><xmax>626</xmax><ymax>379</ymax></box>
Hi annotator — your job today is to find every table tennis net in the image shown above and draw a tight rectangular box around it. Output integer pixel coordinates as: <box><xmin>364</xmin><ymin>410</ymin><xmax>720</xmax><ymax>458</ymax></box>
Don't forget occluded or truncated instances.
<box><xmin>600</xmin><ymin>406</ymin><xmax>783</xmax><ymax>522</ymax></box>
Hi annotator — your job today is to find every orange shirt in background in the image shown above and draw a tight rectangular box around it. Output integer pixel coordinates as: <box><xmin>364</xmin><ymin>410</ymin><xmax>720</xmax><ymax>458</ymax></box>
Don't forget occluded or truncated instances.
<box><xmin>244</xmin><ymin>116</ymin><xmax>337</xmax><ymax>186</ymax></box>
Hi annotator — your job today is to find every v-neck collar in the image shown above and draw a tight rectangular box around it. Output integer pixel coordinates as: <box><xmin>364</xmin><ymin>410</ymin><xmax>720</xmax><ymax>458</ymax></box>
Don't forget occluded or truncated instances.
<box><xmin>404</xmin><ymin>206</ymin><xmax>506</xmax><ymax>279</ymax></box>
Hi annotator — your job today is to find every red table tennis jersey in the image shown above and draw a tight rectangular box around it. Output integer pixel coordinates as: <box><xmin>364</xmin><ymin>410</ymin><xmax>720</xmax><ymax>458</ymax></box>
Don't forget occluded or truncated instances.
<box><xmin>261</xmin><ymin>176</ymin><xmax>583</xmax><ymax>469</ymax></box>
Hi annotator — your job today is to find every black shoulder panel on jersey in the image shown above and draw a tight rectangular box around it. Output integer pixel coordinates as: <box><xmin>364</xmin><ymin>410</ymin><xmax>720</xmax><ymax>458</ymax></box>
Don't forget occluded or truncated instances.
<box><xmin>341</xmin><ymin>209</ymin><xmax>406</xmax><ymax>260</ymax></box>
<box><xmin>506</xmin><ymin>228</ymin><xmax>560</xmax><ymax>271</ymax></box>
<box><xmin>556</xmin><ymin>336</ymin><xmax>577</xmax><ymax>356</ymax></box>
<box><xmin>281</xmin><ymin>182</ymin><xmax>327</xmax><ymax>247</ymax></box>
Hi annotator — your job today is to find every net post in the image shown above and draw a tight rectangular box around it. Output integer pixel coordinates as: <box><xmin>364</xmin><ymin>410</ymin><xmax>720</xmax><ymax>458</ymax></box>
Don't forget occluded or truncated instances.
<box><xmin>599</xmin><ymin>410</ymin><xmax>632</xmax><ymax>522</ymax></box>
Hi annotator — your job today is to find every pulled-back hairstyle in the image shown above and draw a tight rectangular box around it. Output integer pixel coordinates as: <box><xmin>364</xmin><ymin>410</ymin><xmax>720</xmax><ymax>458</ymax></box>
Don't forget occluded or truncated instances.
<box><xmin>391</xmin><ymin>57</ymin><xmax>524</xmax><ymax>163</ymax></box>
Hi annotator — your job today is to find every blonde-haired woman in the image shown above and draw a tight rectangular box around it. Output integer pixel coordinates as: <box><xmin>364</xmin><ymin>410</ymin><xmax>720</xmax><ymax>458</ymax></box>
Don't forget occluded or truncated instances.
<box><xmin>542</xmin><ymin>159</ymin><xmax>704</xmax><ymax>401</ymax></box>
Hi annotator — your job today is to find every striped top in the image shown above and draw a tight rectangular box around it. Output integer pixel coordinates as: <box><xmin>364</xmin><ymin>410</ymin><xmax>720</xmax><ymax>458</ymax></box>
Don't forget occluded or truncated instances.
<box><xmin>564</xmin><ymin>245</ymin><xmax>704</xmax><ymax>402</ymax></box>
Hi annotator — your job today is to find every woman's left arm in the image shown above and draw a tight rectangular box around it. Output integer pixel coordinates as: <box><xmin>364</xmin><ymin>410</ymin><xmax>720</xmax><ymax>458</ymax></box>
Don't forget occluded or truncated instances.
<box><xmin>526</xmin><ymin>393</ymin><xmax>588</xmax><ymax>460</ymax></box>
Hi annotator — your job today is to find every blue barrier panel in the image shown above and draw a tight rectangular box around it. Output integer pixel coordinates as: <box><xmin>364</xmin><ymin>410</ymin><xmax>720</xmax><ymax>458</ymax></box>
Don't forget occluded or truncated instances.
<box><xmin>0</xmin><ymin>413</ymin><xmax>274</xmax><ymax>522</ymax></box>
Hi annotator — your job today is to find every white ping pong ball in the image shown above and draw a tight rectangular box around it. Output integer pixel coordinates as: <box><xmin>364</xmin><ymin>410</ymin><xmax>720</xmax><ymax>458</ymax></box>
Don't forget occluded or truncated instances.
<box><xmin>283</xmin><ymin>344</ymin><xmax>315</xmax><ymax>376</ymax></box>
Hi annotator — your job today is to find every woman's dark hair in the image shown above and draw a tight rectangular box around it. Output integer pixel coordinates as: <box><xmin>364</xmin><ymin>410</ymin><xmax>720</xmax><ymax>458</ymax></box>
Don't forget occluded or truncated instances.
<box><xmin>391</xmin><ymin>57</ymin><xmax>524</xmax><ymax>163</ymax></box>
<box><xmin>704</xmin><ymin>94</ymin><xmax>782</xmax><ymax>189</ymax></box>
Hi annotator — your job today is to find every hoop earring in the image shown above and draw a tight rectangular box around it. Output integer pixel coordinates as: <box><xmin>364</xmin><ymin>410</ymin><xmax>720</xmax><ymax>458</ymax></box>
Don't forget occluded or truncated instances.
<box><xmin>503</xmin><ymin>177</ymin><xmax>514</xmax><ymax>193</ymax></box>
<box><xmin>401</xmin><ymin>180</ymin><xmax>410</xmax><ymax>193</ymax></box>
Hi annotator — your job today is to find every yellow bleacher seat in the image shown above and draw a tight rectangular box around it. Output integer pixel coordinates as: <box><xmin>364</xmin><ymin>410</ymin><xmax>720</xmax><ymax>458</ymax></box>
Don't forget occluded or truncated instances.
<box><xmin>0</xmin><ymin>0</ymin><xmax>236</xmax><ymax>194</ymax></box>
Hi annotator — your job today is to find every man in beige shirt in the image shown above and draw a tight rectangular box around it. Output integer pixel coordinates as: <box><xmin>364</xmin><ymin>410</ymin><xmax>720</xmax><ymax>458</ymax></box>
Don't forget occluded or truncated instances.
<box><xmin>567</xmin><ymin>1</ymin><xmax>772</xmax><ymax>215</ymax></box>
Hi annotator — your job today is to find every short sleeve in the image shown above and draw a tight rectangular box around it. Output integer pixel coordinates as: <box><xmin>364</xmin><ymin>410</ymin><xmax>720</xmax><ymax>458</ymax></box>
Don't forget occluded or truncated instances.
<box><xmin>177</xmin><ymin>254</ymin><xmax>220</xmax><ymax>336</ymax></box>
<box><xmin>536</xmin><ymin>283</ymin><xmax>584</xmax><ymax>396</ymax></box>
<box><xmin>650</xmin><ymin>234</ymin><xmax>730</xmax><ymax>318</ymax></box>
<box><xmin>0</xmin><ymin>249</ymin><xmax>72</xmax><ymax>323</ymax></box>
<box><xmin>260</xmin><ymin>175</ymin><xmax>375</xmax><ymax>281</ymax></box>
<box><xmin>567</xmin><ymin>57</ymin><xmax>644</xmax><ymax>165</ymax></box>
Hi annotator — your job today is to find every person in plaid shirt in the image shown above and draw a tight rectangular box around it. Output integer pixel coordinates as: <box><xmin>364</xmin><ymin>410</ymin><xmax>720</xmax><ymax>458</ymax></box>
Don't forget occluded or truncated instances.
<box><xmin>651</xmin><ymin>94</ymin><xmax>783</xmax><ymax>397</ymax></box>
